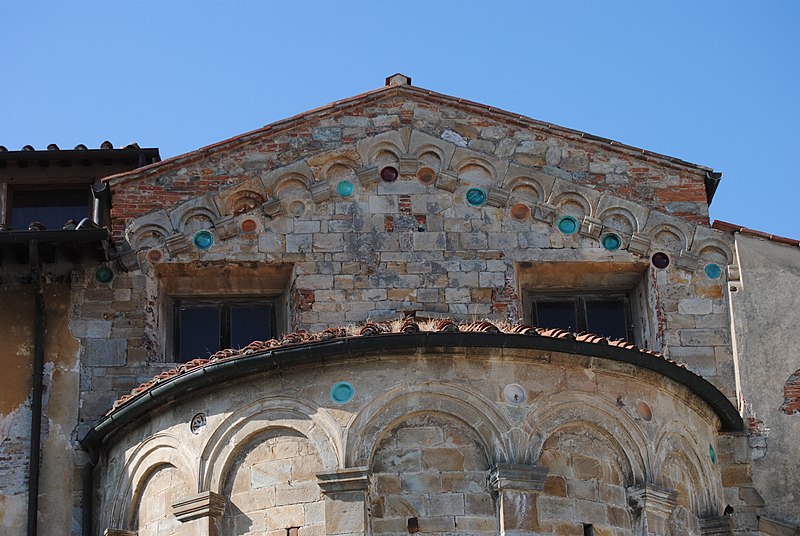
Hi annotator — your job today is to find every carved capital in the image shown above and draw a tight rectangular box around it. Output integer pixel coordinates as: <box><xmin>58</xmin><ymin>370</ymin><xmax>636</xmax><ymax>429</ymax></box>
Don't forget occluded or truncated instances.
<box><xmin>435</xmin><ymin>170</ymin><xmax>459</xmax><ymax>192</ymax></box>
<box><xmin>580</xmin><ymin>216</ymin><xmax>603</xmax><ymax>239</ymax></box>
<box><xmin>310</xmin><ymin>180</ymin><xmax>332</xmax><ymax>204</ymax></box>
<box><xmin>489</xmin><ymin>463</ymin><xmax>548</xmax><ymax>492</ymax></box>
<box><xmin>356</xmin><ymin>165</ymin><xmax>379</xmax><ymax>187</ymax></box>
<box><xmin>485</xmin><ymin>186</ymin><xmax>510</xmax><ymax>208</ymax></box>
<box><xmin>628</xmin><ymin>232</ymin><xmax>652</xmax><ymax>256</ymax></box>
<box><xmin>317</xmin><ymin>467</ymin><xmax>370</xmax><ymax>494</ymax></box>
<box><xmin>399</xmin><ymin>154</ymin><xmax>418</xmax><ymax>177</ymax></box>
<box><xmin>212</xmin><ymin>215</ymin><xmax>238</xmax><ymax>240</ymax></box>
<box><xmin>165</xmin><ymin>234</ymin><xmax>189</xmax><ymax>256</ymax></box>
<box><xmin>261</xmin><ymin>198</ymin><xmax>283</xmax><ymax>218</ymax></box>
<box><xmin>171</xmin><ymin>491</ymin><xmax>227</xmax><ymax>522</ymax></box>
<box><xmin>627</xmin><ymin>483</ymin><xmax>677</xmax><ymax>516</ymax></box>
<box><xmin>533</xmin><ymin>201</ymin><xmax>557</xmax><ymax>224</ymax></box>
<box><xmin>677</xmin><ymin>249</ymin><xmax>700</xmax><ymax>271</ymax></box>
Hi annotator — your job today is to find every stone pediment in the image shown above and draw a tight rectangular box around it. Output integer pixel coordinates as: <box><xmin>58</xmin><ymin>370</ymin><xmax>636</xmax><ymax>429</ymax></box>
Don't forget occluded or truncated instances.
<box><xmin>119</xmin><ymin>124</ymin><xmax>730</xmax><ymax>278</ymax></box>
<box><xmin>107</xmin><ymin>80</ymin><xmax>716</xmax><ymax>241</ymax></box>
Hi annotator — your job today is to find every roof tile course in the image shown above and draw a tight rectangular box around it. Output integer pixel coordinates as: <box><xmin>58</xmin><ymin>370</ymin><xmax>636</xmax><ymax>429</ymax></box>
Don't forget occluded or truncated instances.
<box><xmin>712</xmin><ymin>220</ymin><xmax>799</xmax><ymax>247</ymax></box>
<box><xmin>106</xmin><ymin>319</ymin><xmax>687</xmax><ymax>416</ymax></box>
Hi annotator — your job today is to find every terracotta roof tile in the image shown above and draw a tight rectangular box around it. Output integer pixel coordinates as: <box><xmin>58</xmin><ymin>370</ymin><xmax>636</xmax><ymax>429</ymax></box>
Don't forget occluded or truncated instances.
<box><xmin>712</xmin><ymin>220</ymin><xmax>799</xmax><ymax>247</ymax></box>
<box><xmin>106</xmin><ymin>320</ymin><xmax>684</xmax><ymax>416</ymax></box>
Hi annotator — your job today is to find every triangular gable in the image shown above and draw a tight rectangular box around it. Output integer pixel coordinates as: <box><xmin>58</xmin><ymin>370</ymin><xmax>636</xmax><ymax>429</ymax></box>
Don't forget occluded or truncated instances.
<box><xmin>107</xmin><ymin>78</ymin><xmax>719</xmax><ymax>249</ymax></box>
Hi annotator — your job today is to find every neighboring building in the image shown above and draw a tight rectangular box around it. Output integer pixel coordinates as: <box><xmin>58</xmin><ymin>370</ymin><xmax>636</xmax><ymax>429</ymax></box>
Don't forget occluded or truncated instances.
<box><xmin>0</xmin><ymin>75</ymin><xmax>797</xmax><ymax>535</ymax></box>
<box><xmin>0</xmin><ymin>143</ymin><xmax>160</xmax><ymax>534</ymax></box>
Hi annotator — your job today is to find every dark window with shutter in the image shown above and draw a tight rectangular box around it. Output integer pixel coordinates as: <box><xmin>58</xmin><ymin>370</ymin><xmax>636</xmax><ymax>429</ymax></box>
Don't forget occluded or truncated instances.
<box><xmin>174</xmin><ymin>298</ymin><xmax>278</xmax><ymax>362</ymax></box>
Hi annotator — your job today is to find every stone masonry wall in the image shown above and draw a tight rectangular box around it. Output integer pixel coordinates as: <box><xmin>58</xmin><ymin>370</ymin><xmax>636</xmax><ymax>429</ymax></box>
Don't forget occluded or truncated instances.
<box><xmin>65</xmin><ymin>86</ymin><xmax>751</xmax><ymax>534</ymax></box>
<box><xmin>94</xmin><ymin>350</ymin><xmax>733</xmax><ymax>535</ymax></box>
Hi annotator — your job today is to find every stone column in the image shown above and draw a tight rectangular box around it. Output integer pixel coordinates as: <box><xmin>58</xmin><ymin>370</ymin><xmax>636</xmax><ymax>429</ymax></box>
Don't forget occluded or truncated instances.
<box><xmin>489</xmin><ymin>463</ymin><xmax>549</xmax><ymax>536</ymax></box>
<box><xmin>171</xmin><ymin>491</ymin><xmax>227</xmax><ymax>536</ymax></box>
<box><xmin>317</xmin><ymin>467</ymin><xmax>370</xmax><ymax>536</ymax></box>
<box><xmin>627</xmin><ymin>484</ymin><xmax>678</xmax><ymax>536</ymax></box>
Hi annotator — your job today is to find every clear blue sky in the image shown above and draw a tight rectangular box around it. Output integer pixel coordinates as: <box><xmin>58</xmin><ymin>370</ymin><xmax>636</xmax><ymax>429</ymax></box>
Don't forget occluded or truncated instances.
<box><xmin>3</xmin><ymin>1</ymin><xmax>798</xmax><ymax>238</ymax></box>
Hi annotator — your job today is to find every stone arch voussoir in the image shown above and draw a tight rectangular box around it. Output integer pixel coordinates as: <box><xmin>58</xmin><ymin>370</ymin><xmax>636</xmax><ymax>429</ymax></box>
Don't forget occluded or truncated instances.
<box><xmin>654</xmin><ymin>421</ymin><xmax>723</xmax><ymax>516</ymax></box>
<box><xmin>108</xmin><ymin>432</ymin><xmax>196</xmax><ymax>531</ymax></box>
<box><xmin>346</xmin><ymin>382</ymin><xmax>513</xmax><ymax>468</ymax></box>
<box><xmin>524</xmin><ymin>392</ymin><xmax>648</xmax><ymax>485</ymax></box>
<box><xmin>200</xmin><ymin>396</ymin><xmax>342</xmax><ymax>494</ymax></box>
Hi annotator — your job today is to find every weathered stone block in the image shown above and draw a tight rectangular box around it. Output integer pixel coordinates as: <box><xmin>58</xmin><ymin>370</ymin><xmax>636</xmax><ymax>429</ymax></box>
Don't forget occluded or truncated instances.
<box><xmin>85</xmin><ymin>339</ymin><xmax>127</xmax><ymax>366</ymax></box>
<box><xmin>678</xmin><ymin>298</ymin><xmax>713</xmax><ymax>315</ymax></box>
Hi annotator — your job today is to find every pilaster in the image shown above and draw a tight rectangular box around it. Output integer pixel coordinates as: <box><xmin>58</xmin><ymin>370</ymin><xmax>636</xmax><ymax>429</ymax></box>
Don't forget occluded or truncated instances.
<box><xmin>627</xmin><ymin>483</ymin><xmax>677</xmax><ymax>535</ymax></box>
<box><xmin>317</xmin><ymin>467</ymin><xmax>370</xmax><ymax>536</ymax></box>
<box><xmin>490</xmin><ymin>463</ymin><xmax>548</xmax><ymax>536</ymax></box>
<box><xmin>170</xmin><ymin>491</ymin><xmax>227</xmax><ymax>536</ymax></box>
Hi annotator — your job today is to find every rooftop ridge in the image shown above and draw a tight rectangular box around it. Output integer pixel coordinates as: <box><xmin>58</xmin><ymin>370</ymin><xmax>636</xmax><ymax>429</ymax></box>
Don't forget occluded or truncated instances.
<box><xmin>99</xmin><ymin>79</ymin><xmax>714</xmax><ymax>188</ymax></box>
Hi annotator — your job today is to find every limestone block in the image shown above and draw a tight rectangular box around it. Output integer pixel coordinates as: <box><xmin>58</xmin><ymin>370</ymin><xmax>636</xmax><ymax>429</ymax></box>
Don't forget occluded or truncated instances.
<box><xmin>479</xmin><ymin>271</ymin><xmax>505</xmax><ymax>288</ymax></box>
<box><xmin>85</xmin><ymin>339</ymin><xmax>127</xmax><ymax>366</ymax></box>
<box><xmin>678</xmin><ymin>298</ymin><xmax>713</xmax><ymax>315</ymax></box>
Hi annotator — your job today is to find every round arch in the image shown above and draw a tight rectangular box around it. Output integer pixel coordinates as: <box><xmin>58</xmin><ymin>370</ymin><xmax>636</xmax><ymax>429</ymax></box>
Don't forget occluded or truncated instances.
<box><xmin>199</xmin><ymin>396</ymin><xmax>342</xmax><ymax>493</ymax></box>
<box><xmin>346</xmin><ymin>381</ymin><xmax>513</xmax><ymax>468</ymax></box>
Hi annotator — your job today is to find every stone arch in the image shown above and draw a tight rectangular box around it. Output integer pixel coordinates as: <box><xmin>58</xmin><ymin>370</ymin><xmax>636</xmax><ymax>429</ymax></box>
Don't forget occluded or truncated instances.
<box><xmin>413</xmin><ymin>143</ymin><xmax>446</xmax><ymax>170</ymax></box>
<box><xmin>780</xmin><ymin>368</ymin><xmax>800</xmax><ymax>415</ymax></box>
<box><xmin>524</xmin><ymin>392</ymin><xmax>647</xmax><ymax>485</ymax></box>
<box><xmin>220</xmin><ymin>426</ymin><xmax>326</xmax><ymax>535</ymax></box>
<box><xmin>129</xmin><ymin>462</ymin><xmax>190</xmax><ymax>534</ymax></box>
<box><xmin>107</xmin><ymin>433</ymin><xmax>196</xmax><ymax>530</ymax></box>
<box><xmin>551</xmin><ymin>191</ymin><xmax>593</xmax><ymax>220</ymax></box>
<box><xmin>346</xmin><ymin>382</ymin><xmax>513</xmax><ymax>468</ymax></box>
<box><xmin>647</xmin><ymin>223</ymin><xmax>689</xmax><ymax>253</ymax></box>
<box><xmin>653</xmin><ymin>421</ymin><xmax>720</xmax><ymax>516</ymax></box>
<box><xmin>507</xmin><ymin>176</ymin><xmax>546</xmax><ymax>204</ymax></box>
<box><xmin>693</xmin><ymin>239</ymin><xmax>733</xmax><ymax>265</ymax></box>
<box><xmin>598</xmin><ymin>206</ymin><xmax>641</xmax><ymax>236</ymax></box>
<box><xmin>128</xmin><ymin>223</ymin><xmax>171</xmax><ymax>251</ymax></box>
<box><xmin>368</xmin><ymin>412</ymin><xmax>498</xmax><ymax>534</ymax></box>
<box><xmin>227</xmin><ymin>189</ymin><xmax>265</xmax><ymax>216</ymax></box>
<box><xmin>453</xmin><ymin>156</ymin><xmax>498</xmax><ymax>186</ymax></box>
<box><xmin>200</xmin><ymin>396</ymin><xmax>342</xmax><ymax>494</ymax></box>
<box><xmin>272</xmin><ymin>172</ymin><xmax>312</xmax><ymax>199</ymax></box>
<box><xmin>320</xmin><ymin>157</ymin><xmax>359</xmax><ymax>181</ymax></box>
<box><xmin>172</xmin><ymin>204</ymin><xmax>219</xmax><ymax>235</ymax></box>
<box><xmin>367</xmin><ymin>140</ymin><xmax>403</xmax><ymax>166</ymax></box>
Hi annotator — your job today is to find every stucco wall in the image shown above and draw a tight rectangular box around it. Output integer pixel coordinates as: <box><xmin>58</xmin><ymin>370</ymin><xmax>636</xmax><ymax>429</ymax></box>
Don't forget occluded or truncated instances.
<box><xmin>0</xmin><ymin>283</ymin><xmax>82</xmax><ymax>535</ymax></box>
<box><xmin>729</xmin><ymin>234</ymin><xmax>800</xmax><ymax>527</ymax></box>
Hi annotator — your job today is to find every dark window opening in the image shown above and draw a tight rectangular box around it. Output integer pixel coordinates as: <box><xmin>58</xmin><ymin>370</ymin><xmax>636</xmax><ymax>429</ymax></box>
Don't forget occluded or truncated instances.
<box><xmin>583</xmin><ymin>524</ymin><xmax>594</xmax><ymax>536</ymax></box>
<box><xmin>174</xmin><ymin>298</ymin><xmax>278</xmax><ymax>362</ymax></box>
<box><xmin>532</xmin><ymin>295</ymin><xmax>633</xmax><ymax>341</ymax></box>
<box><xmin>10</xmin><ymin>187</ymin><xmax>92</xmax><ymax>230</ymax></box>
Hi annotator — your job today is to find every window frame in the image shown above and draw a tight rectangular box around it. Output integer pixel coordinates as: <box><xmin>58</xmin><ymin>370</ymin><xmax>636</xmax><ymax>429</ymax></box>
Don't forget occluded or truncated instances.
<box><xmin>172</xmin><ymin>296</ymin><xmax>280</xmax><ymax>363</ymax></box>
<box><xmin>6</xmin><ymin>184</ymin><xmax>94</xmax><ymax>229</ymax></box>
<box><xmin>528</xmin><ymin>292</ymin><xmax>635</xmax><ymax>342</ymax></box>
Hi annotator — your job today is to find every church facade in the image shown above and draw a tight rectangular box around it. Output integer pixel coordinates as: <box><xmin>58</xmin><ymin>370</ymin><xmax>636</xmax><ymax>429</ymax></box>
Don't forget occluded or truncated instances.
<box><xmin>1</xmin><ymin>74</ymin><xmax>797</xmax><ymax>535</ymax></box>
